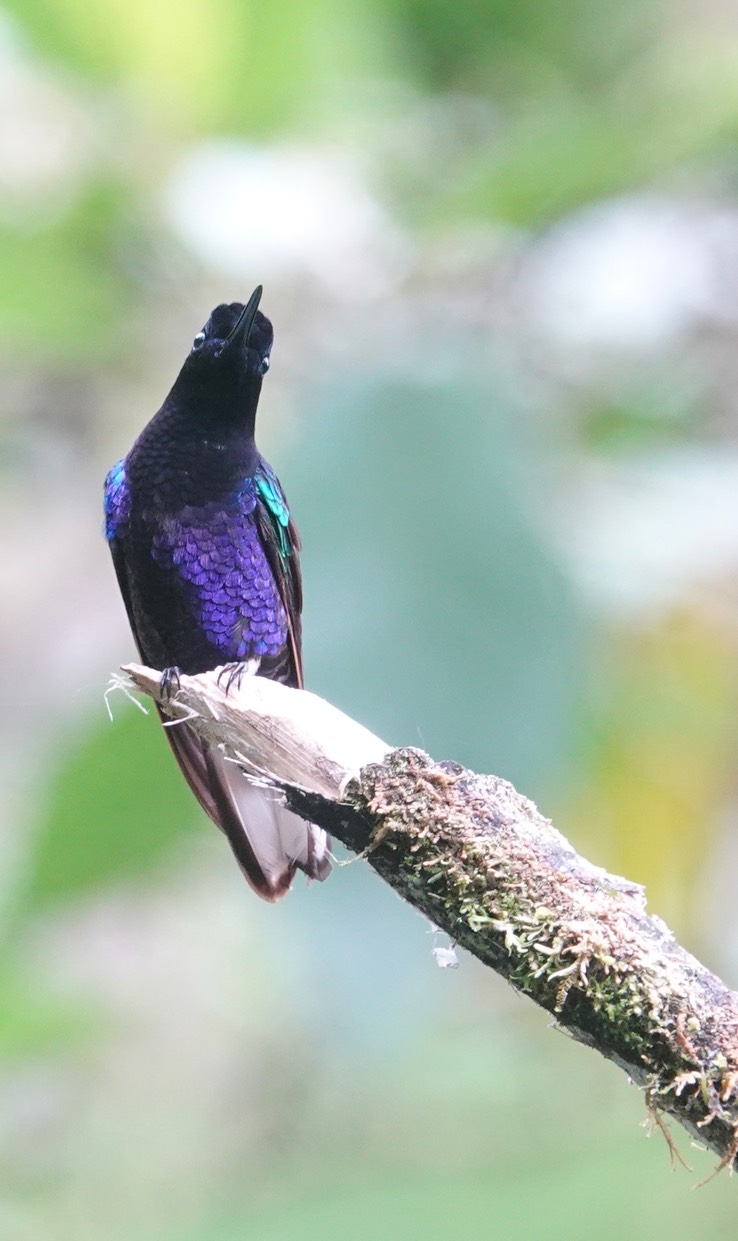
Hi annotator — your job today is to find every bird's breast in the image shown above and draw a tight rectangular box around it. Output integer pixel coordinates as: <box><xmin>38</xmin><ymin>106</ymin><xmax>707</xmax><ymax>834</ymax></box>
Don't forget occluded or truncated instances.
<box><xmin>150</xmin><ymin>494</ymin><xmax>288</xmax><ymax>663</ymax></box>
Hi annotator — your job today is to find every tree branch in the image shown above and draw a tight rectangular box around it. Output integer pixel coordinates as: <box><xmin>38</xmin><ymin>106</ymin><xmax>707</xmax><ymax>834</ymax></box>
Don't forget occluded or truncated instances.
<box><xmin>122</xmin><ymin>662</ymin><xmax>738</xmax><ymax>1171</ymax></box>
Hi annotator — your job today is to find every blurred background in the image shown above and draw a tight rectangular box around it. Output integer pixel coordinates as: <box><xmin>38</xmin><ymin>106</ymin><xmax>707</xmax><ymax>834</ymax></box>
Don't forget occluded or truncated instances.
<box><xmin>1</xmin><ymin>0</ymin><xmax>738</xmax><ymax>1236</ymax></box>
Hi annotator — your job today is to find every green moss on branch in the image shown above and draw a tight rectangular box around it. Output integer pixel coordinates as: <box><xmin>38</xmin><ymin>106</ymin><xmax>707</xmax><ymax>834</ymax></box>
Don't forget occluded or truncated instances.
<box><xmin>324</xmin><ymin>748</ymin><xmax>738</xmax><ymax>1168</ymax></box>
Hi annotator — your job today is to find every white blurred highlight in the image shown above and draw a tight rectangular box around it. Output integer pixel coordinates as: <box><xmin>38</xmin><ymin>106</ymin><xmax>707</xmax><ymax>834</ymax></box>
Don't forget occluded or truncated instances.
<box><xmin>522</xmin><ymin>196</ymin><xmax>738</xmax><ymax>349</ymax></box>
<box><xmin>162</xmin><ymin>140</ymin><xmax>409</xmax><ymax>297</ymax></box>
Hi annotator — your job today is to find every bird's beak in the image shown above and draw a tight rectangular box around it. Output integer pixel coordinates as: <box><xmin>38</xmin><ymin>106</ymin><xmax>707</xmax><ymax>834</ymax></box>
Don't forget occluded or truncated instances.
<box><xmin>226</xmin><ymin>285</ymin><xmax>263</xmax><ymax>350</ymax></box>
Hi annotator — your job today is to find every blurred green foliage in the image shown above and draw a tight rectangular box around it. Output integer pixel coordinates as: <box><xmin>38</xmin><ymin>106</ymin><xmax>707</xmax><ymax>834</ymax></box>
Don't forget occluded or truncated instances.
<box><xmin>23</xmin><ymin>706</ymin><xmax>196</xmax><ymax>909</ymax></box>
<box><xmin>0</xmin><ymin>183</ymin><xmax>135</xmax><ymax>355</ymax></box>
<box><xmin>5</xmin><ymin>0</ymin><xmax>394</xmax><ymax>134</ymax></box>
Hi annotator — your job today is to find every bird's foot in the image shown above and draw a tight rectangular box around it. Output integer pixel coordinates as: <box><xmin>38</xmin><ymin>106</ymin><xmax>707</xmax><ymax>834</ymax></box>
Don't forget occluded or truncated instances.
<box><xmin>159</xmin><ymin>666</ymin><xmax>182</xmax><ymax>700</ymax></box>
<box><xmin>216</xmin><ymin>661</ymin><xmax>254</xmax><ymax>696</ymax></box>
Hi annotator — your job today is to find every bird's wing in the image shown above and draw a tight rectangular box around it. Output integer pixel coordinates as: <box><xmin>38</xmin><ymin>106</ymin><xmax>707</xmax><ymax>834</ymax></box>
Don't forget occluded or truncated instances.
<box><xmin>104</xmin><ymin>460</ymin><xmax>137</xmax><ymax>634</ymax></box>
<box><xmin>254</xmin><ymin>462</ymin><xmax>304</xmax><ymax>687</ymax></box>
<box><xmin>196</xmin><ymin>468</ymin><xmax>333</xmax><ymax>894</ymax></box>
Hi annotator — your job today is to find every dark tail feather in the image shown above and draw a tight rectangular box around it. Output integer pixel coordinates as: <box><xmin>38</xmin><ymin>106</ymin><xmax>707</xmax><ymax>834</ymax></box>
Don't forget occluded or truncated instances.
<box><xmin>160</xmin><ymin>712</ymin><xmax>332</xmax><ymax>901</ymax></box>
<box><xmin>160</xmin><ymin>709</ymin><xmax>219</xmax><ymax>821</ymax></box>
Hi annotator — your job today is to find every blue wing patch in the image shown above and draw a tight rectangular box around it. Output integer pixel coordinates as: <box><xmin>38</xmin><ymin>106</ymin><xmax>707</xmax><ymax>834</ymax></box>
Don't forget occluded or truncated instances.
<box><xmin>103</xmin><ymin>459</ymin><xmax>130</xmax><ymax>541</ymax></box>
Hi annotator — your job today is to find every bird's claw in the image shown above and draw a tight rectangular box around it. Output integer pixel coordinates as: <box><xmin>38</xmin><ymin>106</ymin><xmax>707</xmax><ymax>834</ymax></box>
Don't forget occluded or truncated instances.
<box><xmin>217</xmin><ymin>662</ymin><xmax>248</xmax><ymax>696</ymax></box>
<box><xmin>160</xmin><ymin>666</ymin><xmax>182</xmax><ymax>700</ymax></box>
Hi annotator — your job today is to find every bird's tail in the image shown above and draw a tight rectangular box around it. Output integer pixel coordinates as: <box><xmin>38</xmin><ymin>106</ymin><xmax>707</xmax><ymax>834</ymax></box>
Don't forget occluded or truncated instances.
<box><xmin>162</xmin><ymin>714</ymin><xmax>331</xmax><ymax>900</ymax></box>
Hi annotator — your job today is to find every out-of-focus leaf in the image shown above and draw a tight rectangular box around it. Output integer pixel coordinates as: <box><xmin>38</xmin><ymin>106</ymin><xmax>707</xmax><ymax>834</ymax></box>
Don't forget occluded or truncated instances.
<box><xmin>288</xmin><ymin>348</ymin><xmax>585</xmax><ymax>797</ymax></box>
<box><xmin>445</xmin><ymin>104</ymin><xmax>644</xmax><ymax>227</ymax></box>
<box><xmin>0</xmin><ymin>184</ymin><xmax>134</xmax><ymax>359</ymax></box>
<box><xmin>0</xmin><ymin>962</ymin><xmax>101</xmax><ymax>1058</ymax></box>
<box><xmin>567</xmin><ymin>610</ymin><xmax>738</xmax><ymax>935</ymax></box>
<box><xmin>6</xmin><ymin>0</ymin><xmax>396</xmax><ymax>136</ymax></box>
<box><xmin>21</xmin><ymin>703</ymin><xmax>197</xmax><ymax>911</ymax></box>
<box><xmin>581</xmin><ymin>395</ymin><xmax>695</xmax><ymax>453</ymax></box>
<box><xmin>391</xmin><ymin>0</ymin><xmax>653</xmax><ymax>92</ymax></box>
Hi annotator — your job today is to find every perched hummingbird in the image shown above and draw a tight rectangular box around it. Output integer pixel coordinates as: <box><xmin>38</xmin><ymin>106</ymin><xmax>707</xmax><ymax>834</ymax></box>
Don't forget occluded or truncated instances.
<box><xmin>104</xmin><ymin>287</ymin><xmax>331</xmax><ymax>900</ymax></box>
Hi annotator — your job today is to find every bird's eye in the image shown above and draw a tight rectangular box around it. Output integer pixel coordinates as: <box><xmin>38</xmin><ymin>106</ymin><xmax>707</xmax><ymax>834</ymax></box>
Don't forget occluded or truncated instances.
<box><xmin>192</xmin><ymin>331</ymin><xmax>206</xmax><ymax>352</ymax></box>
<box><xmin>258</xmin><ymin>356</ymin><xmax>270</xmax><ymax>376</ymax></box>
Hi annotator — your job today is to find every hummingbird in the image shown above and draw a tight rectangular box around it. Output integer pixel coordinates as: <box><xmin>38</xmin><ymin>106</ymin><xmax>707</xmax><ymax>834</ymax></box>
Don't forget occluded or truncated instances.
<box><xmin>104</xmin><ymin>286</ymin><xmax>331</xmax><ymax>900</ymax></box>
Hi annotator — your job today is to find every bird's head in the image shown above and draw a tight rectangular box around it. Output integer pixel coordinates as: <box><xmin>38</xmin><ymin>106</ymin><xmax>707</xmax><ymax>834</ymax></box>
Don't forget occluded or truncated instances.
<box><xmin>187</xmin><ymin>286</ymin><xmax>273</xmax><ymax>379</ymax></box>
<box><xmin>167</xmin><ymin>286</ymin><xmax>274</xmax><ymax>434</ymax></box>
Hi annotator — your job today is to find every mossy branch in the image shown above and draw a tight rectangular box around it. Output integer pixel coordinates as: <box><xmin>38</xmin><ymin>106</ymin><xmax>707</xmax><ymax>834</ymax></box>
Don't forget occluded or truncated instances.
<box><xmin>122</xmin><ymin>662</ymin><xmax>738</xmax><ymax>1172</ymax></box>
